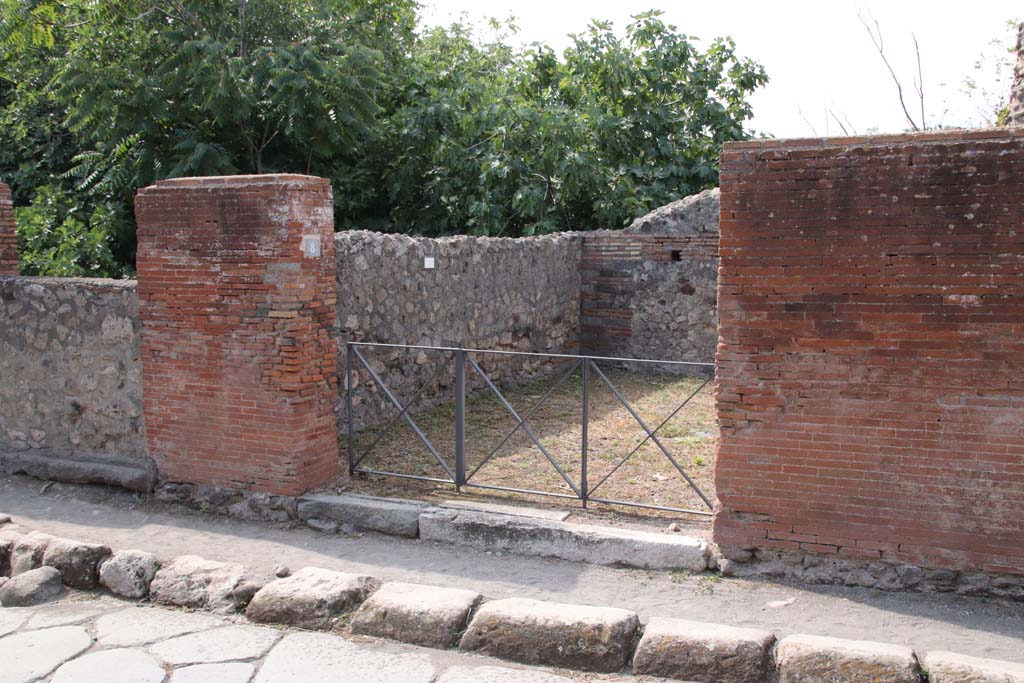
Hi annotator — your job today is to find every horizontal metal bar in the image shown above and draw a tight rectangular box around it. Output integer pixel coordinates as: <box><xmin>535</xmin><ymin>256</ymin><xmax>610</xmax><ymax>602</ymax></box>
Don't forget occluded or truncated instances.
<box><xmin>462</xmin><ymin>482</ymin><xmax>581</xmax><ymax>500</ymax></box>
<box><xmin>347</xmin><ymin>341</ymin><xmax>713</xmax><ymax>368</ymax></box>
<box><xmin>586</xmin><ymin>496</ymin><xmax>714</xmax><ymax>517</ymax></box>
<box><xmin>352</xmin><ymin>468</ymin><xmax>454</xmax><ymax>485</ymax></box>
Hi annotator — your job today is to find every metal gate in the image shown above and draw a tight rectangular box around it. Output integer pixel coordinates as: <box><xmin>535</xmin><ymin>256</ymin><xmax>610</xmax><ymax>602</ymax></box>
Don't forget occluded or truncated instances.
<box><xmin>345</xmin><ymin>342</ymin><xmax>715</xmax><ymax>516</ymax></box>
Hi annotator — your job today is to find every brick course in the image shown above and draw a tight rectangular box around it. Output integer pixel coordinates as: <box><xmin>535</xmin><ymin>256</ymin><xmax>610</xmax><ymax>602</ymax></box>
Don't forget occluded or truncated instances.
<box><xmin>580</xmin><ymin>231</ymin><xmax>718</xmax><ymax>360</ymax></box>
<box><xmin>134</xmin><ymin>175</ymin><xmax>339</xmax><ymax>495</ymax></box>
<box><xmin>0</xmin><ymin>182</ymin><xmax>18</xmax><ymax>275</ymax></box>
<box><xmin>715</xmin><ymin>128</ymin><xmax>1024</xmax><ymax>575</ymax></box>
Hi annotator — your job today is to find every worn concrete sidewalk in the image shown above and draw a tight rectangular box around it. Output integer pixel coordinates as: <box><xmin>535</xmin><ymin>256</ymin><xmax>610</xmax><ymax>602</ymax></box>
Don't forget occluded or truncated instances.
<box><xmin>1</xmin><ymin>475</ymin><xmax>1022</xmax><ymax>663</ymax></box>
<box><xmin>1</xmin><ymin>595</ymin><xmax>629</xmax><ymax>683</ymax></box>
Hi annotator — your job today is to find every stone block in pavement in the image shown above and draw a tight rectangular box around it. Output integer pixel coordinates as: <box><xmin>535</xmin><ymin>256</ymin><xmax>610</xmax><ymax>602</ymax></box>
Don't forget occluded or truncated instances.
<box><xmin>459</xmin><ymin>597</ymin><xmax>639</xmax><ymax>673</ymax></box>
<box><xmin>297</xmin><ymin>493</ymin><xmax>426</xmax><ymax>538</ymax></box>
<box><xmin>96</xmin><ymin>607</ymin><xmax>223</xmax><ymax>647</ymax></box>
<box><xmin>420</xmin><ymin>508</ymin><xmax>708</xmax><ymax>571</ymax></box>
<box><xmin>0</xmin><ymin>527</ymin><xmax>21</xmax><ymax>575</ymax></box>
<box><xmin>0</xmin><ymin>565</ymin><xmax>64</xmax><ymax>606</ymax></box>
<box><xmin>633</xmin><ymin>617</ymin><xmax>775</xmax><ymax>683</ymax></box>
<box><xmin>10</xmin><ymin>531</ymin><xmax>54</xmax><ymax>575</ymax></box>
<box><xmin>0</xmin><ymin>625</ymin><xmax>92</xmax><ymax>683</ymax></box>
<box><xmin>43</xmin><ymin>537</ymin><xmax>111</xmax><ymax>589</ymax></box>
<box><xmin>253</xmin><ymin>631</ymin><xmax>436</xmax><ymax>683</ymax></box>
<box><xmin>51</xmin><ymin>648</ymin><xmax>165</xmax><ymax>683</ymax></box>
<box><xmin>351</xmin><ymin>581</ymin><xmax>482</xmax><ymax>648</ymax></box>
<box><xmin>151</xmin><ymin>624</ymin><xmax>280</xmax><ymax>666</ymax></box>
<box><xmin>149</xmin><ymin>555</ymin><xmax>246</xmax><ymax>613</ymax></box>
<box><xmin>246</xmin><ymin>566</ymin><xmax>378</xmax><ymax>629</ymax></box>
<box><xmin>924</xmin><ymin>651</ymin><xmax>1024</xmax><ymax>682</ymax></box>
<box><xmin>172</xmin><ymin>663</ymin><xmax>256</xmax><ymax>683</ymax></box>
<box><xmin>99</xmin><ymin>549</ymin><xmax>161</xmax><ymax>599</ymax></box>
<box><xmin>436</xmin><ymin>665</ymin><xmax>574</xmax><ymax>683</ymax></box>
<box><xmin>777</xmin><ymin>634</ymin><xmax>921</xmax><ymax>683</ymax></box>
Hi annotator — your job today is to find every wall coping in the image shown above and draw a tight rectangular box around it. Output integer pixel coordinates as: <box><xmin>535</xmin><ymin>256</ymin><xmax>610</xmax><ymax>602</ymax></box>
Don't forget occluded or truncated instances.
<box><xmin>0</xmin><ymin>275</ymin><xmax>137</xmax><ymax>289</ymax></box>
<box><xmin>136</xmin><ymin>174</ymin><xmax>330</xmax><ymax>195</ymax></box>
<box><xmin>723</xmin><ymin>126</ymin><xmax>1024</xmax><ymax>152</ymax></box>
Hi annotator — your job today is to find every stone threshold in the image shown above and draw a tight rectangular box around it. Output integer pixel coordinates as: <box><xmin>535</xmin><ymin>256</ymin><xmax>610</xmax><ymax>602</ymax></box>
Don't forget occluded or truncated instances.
<box><xmin>2</xmin><ymin>514</ymin><xmax>1022</xmax><ymax>683</ymax></box>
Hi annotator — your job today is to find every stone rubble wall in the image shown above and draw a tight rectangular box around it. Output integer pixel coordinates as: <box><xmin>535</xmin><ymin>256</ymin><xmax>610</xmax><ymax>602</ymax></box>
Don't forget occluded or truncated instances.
<box><xmin>0</xmin><ymin>277</ymin><xmax>144</xmax><ymax>458</ymax></box>
<box><xmin>579</xmin><ymin>189</ymin><xmax>720</xmax><ymax>369</ymax></box>
<box><xmin>336</xmin><ymin>231</ymin><xmax>584</xmax><ymax>430</ymax></box>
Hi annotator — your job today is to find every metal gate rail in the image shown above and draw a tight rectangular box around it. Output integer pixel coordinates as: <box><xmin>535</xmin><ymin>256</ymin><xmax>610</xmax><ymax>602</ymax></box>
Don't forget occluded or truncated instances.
<box><xmin>346</xmin><ymin>342</ymin><xmax>715</xmax><ymax>517</ymax></box>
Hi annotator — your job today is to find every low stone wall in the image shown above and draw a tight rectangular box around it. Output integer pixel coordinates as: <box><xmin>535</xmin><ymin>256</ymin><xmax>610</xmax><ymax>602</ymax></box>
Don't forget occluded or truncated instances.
<box><xmin>0</xmin><ymin>277</ymin><xmax>143</xmax><ymax>458</ymax></box>
<box><xmin>336</xmin><ymin>231</ymin><xmax>584</xmax><ymax>429</ymax></box>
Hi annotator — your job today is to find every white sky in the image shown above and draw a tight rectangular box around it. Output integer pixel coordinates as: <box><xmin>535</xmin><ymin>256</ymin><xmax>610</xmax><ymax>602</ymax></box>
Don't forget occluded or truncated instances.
<box><xmin>418</xmin><ymin>0</ymin><xmax>1021</xmax><ymax>138</ymax></box>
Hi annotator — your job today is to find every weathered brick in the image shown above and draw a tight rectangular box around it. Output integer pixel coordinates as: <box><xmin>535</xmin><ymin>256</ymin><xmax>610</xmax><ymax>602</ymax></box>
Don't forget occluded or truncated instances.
<box><xmin>134</xmin><ymin>175</ymin><xmax>339</xmax><ymax>495</ymax></box>
<box><xmin>715</xmin><ymin>129</ymin><xmax>1024</xmax><ymax>577</ymax></box>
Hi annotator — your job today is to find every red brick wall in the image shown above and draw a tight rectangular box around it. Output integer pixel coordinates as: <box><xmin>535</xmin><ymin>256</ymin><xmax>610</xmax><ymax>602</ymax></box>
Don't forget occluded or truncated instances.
<box><xmin>0</xmin><ymin>182</ymin><xmax>18</xmax><ymax>275</ymax></box>
<box><xmin>580</xmin><ymin>232</ymin><xmax>718</xmax><ymax>357</ymax></box>
<box><xmin>715</xmin><ymin>129</ymin><xmax>1024</xmax><ymax>576</ymax></box>
<box><xmin>135</xmin><ymin>175</ymin><xmax>339</xmax><ymax>495</ymax></box>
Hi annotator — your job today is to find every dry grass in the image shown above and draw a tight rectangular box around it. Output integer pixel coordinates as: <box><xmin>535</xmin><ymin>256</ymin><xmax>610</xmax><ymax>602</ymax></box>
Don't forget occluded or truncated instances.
<box><xmin>342</xmin><ymin>365</ymin><xmax>718</xmax><ymax>521</ymax></box>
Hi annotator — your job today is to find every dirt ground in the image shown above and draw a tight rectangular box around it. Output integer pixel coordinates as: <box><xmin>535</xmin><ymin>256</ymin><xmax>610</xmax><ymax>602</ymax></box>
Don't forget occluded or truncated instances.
<box><xmin>340</xmin><ymin>367</ymin><xmax>718</xmax><ymax>519</ymax></box>
<box><xmin>1</xmin><ymin>474</ymin><xmax>1022</xmax><ymax>662</ymax></box>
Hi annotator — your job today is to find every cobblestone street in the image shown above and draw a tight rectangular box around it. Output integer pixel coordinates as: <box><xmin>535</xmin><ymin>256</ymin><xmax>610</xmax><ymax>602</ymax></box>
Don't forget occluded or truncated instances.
<box><xmin>1</xmin><ymin>594</ymin><xmax>629</xmax><ymax>683</ymax></box>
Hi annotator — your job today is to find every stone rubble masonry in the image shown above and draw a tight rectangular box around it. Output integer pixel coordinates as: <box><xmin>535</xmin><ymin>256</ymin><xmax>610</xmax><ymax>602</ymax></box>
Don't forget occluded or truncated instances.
<box><xmin>0</xmin><ymin>277</ymin><xmax>143</xmax><ymax>458</ymax></box>
<box><xmin>336</xmin><ymin>230</ymin><xmax>583</xmax><ymax>430</ymax></box>
<box><xmin>0</xmin><ymin>181</ymin><xmax>17</xmax><ymax>274</ymax></box>
<box><xmin>715</xmin><ymin>128</ymin><xmax>1024</xmax><ymax>579</ymax></box>
<box><xmin>579</xmin><ymin>188</ymin><xmax>719</xmax><ymax>367</ymax></box>
<box><xmin>134</xmin><ymin>174</ymin><xmax>339</xmax><ymax>495</ymax></box>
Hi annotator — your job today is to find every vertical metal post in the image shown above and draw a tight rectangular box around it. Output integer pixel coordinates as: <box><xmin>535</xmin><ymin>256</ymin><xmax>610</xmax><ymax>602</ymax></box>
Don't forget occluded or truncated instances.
<box><xmin>454</xmin><ymin>348</ymin><xmax>466</xmax><ymax>491</ymax></box>
<box><xmin>581</xmin><ymin>359</ymin><xmax>590</xmax><ymax>508</ymax></box>
<box><xmin>346</xmin><ymin>342</ymin><xmax>355</xmax><ymax>475</ymax></box>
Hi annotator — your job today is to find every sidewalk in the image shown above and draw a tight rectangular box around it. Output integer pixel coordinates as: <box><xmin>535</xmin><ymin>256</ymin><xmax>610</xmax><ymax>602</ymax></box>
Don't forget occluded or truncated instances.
<box><xmin>1</xmin><ymin>475</ymin><xmax>1022</xmax><ymax>663</ymax></box>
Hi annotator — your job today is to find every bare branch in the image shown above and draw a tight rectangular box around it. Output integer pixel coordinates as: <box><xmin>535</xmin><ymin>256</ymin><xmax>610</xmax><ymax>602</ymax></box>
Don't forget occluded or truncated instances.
<box><xmin>828</xmin><ymin>108</ymin><xmax>850</xmax><ymax>136</ymax></box>
<box><xmin>797</xmin><ymin>103</ymin><xmax>818</xmax><ymax>137</ymax></box>
<box><xmin>859</xmin><ymin>10</ymin><xmax>920</xmax><ymax>131</ymax></box>
<box><xmin>913</xmin><ymin>33</ymin><xmax>925</xmax><ymax>129</ymax></box>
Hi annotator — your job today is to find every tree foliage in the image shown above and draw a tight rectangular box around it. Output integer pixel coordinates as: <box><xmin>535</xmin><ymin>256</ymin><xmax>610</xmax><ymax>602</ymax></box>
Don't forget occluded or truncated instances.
<box><xmin>0</xmin><ymin>1</ymin><xmax>767</xmax><ymax>274</ymax></box>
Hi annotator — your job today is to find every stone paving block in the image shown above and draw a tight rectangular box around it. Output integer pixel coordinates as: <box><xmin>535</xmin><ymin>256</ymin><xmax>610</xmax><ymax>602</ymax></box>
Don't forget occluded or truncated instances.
<box><xmin>43</xmin><ymin>537</ymin><xmax>112</xmax><ymax>589</ymax></box>
<box><xmin>777</xmin><ymin>634</ymin><xmax>921</xmax><ymax>683</ymax></box>
<box><xmin>96</xmin><ymin>607</ymin><xmax>223</xmax><ymax>647</ymax></box>
<box><xmin>351</xmin><ymin>581</ymin><xmax>482</xmax><ymax>648</ymax></box>
<box><xmin>150</xmin><ymin>624</ymin><xmax>281</xmax><ymax>665</ymax></box>
<box><xmin>420</xmin><ymin>508</ymin><xmax>708</xmax><ymax>571</ymax></box>
<box><xmin>99</xmin><ymin>549</ymin><xmax>160</xmax><ymax>599</ymax></box>
<box><xmin>924</xmin><ymin>651</ymin><xmax>1024</xmax><ymax>682</ymax></box>
<box><xmin>9</xmin><ymin>531</ymin><xmax>54</xmax><ymax>575</ymax></box>
<box><xmin>459</xmin><ymin>597</ymin><xmax>639</xmax><ymax>673</ymax></box>
<box><xmin>149</xmin><ymin>554</ymin><xmax>246</xmax><ymax>613</ymax></box>
<box><xmin>436</xmin><ymin>665</ymin><xmax>576</xmax><ymax>682</ymax></box>
<box><xmin>0</xmin><ymin>565</ymin><xmax>64</xmax><ymax>606</ymax></box>
<box><xmin>171</xmin><ymin>663</ymin><xmax>256</xmax><ymax>683</ymax></box>
<box><xmin>51</xmin><ymin>648</ymin><xmax>165</xmax><ymax>683</ymax></box>
<box><xmin>0</xmin><ymin>606</ymin><xmax>28</xmax><ymax>637</ymax></box>
<box><xmin>246</xmin><ymin>566</ymin><xmax>378</xmax><ymax>629</ymax></box>
<box><xmin>0</xmin><ymin>625</ymin><xmax>92</xmax><ymax>683</ymax></box>
<box><xmin>253</xmin><ymin>631</ymin><xmax>436</xmax><ymax>683</ymax></box>
<box><xmin>0</xmin><ymin>526</ymin><xmax>21</xmax><ymax>574</ymax></box>
<box><xmin>25</xmin><ymin>601</ymin><xmax>112</xmax><ymax>629</ymax></box>
<box><xmin>297</xmin><ymin>493</ymin><xmax>426</xmax><ymax>537</ymax></box>
<box><xmin>633</xmin><ymin>617</ymin><xmax>775</xmax><ymax>683</ymax></box>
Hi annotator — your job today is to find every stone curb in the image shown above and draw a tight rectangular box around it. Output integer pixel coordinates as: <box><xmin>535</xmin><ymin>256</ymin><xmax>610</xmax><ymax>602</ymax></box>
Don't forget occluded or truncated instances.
<box><xmin>419</xmin><ymin>507</ymin><xmax>709</xmax><ymax>571</ymax></box>
<box><xmin>2</xmin><ymin>512</ymin><xmax>1024</xmax><ymax>682</ymax></box>
<box><xmin>296</xmin><ymin>493</ymin><xmax>427</xmax><ymax>538</ymax></box>
<box><xmin>0</xmin><ymin>451</ymin><xmax>157</xmax><ymax>493</ymax></box>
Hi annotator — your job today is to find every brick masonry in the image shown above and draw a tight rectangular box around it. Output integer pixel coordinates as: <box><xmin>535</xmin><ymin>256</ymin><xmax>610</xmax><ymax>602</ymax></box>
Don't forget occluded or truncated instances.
<box><xmin>0</xmin><ymin>182</ymin><xmax>18</xmax><ymax>275</ymax></box>
<box><xmin>715</xmin><ymin>128</ymin><xmax>1024</xmax><ymax>577</ymax></box>
<box><xmin>579</xmin><ymin>230</ymin><xmax>718</xmax><ymax>365</ymax></box>
<box><xmin>134</xmin><ymin>175</ymin><xmax>339</xmax><ymax>495</ymax></box>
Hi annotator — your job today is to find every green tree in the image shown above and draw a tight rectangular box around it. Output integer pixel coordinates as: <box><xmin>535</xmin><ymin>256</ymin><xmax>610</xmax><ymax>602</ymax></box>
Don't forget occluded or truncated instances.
<box><xmin>1</xmin><ymin>3</ymin><xmax>768</xmax><ymax>272</ymax></box>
